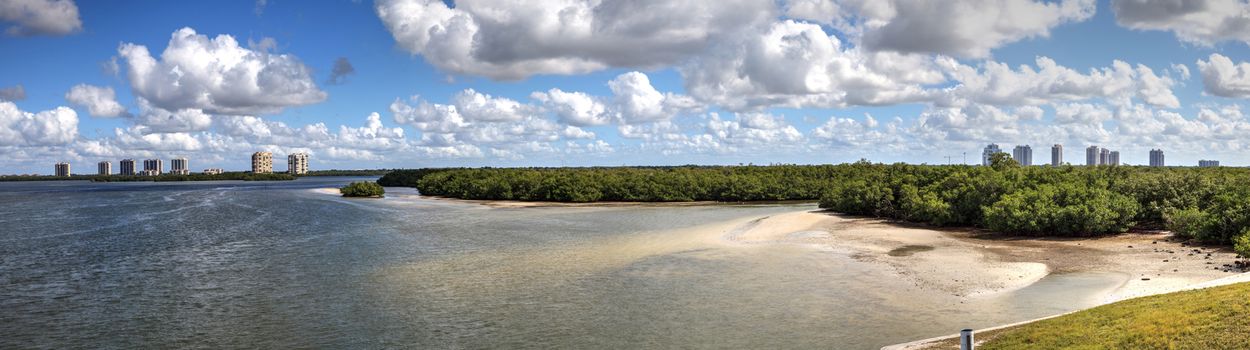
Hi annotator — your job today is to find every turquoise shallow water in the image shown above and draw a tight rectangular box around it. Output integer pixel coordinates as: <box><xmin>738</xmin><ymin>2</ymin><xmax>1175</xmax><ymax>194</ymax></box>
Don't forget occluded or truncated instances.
<box><xmin>0</xmin><ymin>178</ymin><xmax>1122</xmax><ymax>349</ymax></box>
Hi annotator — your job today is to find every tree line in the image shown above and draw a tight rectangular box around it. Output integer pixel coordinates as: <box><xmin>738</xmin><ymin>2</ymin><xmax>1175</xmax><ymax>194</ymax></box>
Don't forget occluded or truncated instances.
<box><xmin>379</xmin><ymin>160</ymin><xmax>1250</xmax><ymax>255</ymax></box>
<box><xmin>91</xmin><ymin>172</ymin><xmax>296</xmax><ymax>182</ymax></box>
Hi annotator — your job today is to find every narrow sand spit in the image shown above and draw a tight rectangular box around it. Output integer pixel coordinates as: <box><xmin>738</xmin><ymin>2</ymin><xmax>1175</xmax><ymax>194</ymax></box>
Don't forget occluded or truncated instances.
<box><xmin>712</xmin><ymin>210</ymin><xmax>1244</xmax><ymax>350</ymax></box>
<box><xmin>725</xmin><ymin>210</ymin><xmax>1241</xmax><ymax>302</ymax></box>
<box><xmin>725</xmin><ymin>211</ymin><xmax>1048</xmax><ymax>298</ymax></box>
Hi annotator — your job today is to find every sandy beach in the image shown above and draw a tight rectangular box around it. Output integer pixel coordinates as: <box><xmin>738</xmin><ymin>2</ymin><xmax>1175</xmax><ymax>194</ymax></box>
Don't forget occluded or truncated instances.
<box><xmin>714</xmin><ymin>209</ymin><xmax>1247</xmax><ymax>350</ymax></box>
<box><xmin>722</xmin><ymin>210</ymin><xmax>1243</xmax><ymax>302</ymax></box>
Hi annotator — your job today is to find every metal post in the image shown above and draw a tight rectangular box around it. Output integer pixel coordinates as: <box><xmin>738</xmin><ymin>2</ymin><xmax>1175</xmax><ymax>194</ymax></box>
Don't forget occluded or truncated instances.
<box><xmin>960</xmin><ymin>329</ymin><xmax>974</xmax><ymax>350</ymax></box>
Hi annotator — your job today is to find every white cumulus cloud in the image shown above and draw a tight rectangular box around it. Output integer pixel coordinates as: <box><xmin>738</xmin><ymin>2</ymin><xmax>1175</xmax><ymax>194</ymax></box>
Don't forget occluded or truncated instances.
<box><xmin>117</xmin><ymin>27</ymin><xmax>326</xmax><ymax>115</ymax></box>
<box><xmin>65</xmin><ymin>84</ymin><xmax>129</xmax><ymax>118</ymax></box>
<box><xmin>1197</xmin><ymin>53</ymin><xmax>1250</xmax><ymax>98</ymax></box>
<box><xmin>860</xmin><ymin>0</ymin><xmax>1096</xmax><ymax>58</ymax></box>
<box><xmin>374</xmin><ymin>0</ymin><xmax>775</xmax><ymax>80</ymax></box>
<box><xmin>0</xmin><ymin>101</ymin><xmax>77</xmax><ymax>146</ymax></box>
<box><xmin>938</xmin><ymin>56</ymin><xmax>1181</xmax><ymax>108</ymax></box>
<box><xmin>0</xmin><ymin>0</ymin><xmax>81</xmax><ymax>36</ymax></box>
<box><xmin>682</xmin><ymin>20</ymin><xmax>937</xmax><ymax>111</ymax></box>
<box><xmin>1112</xmin><ymin>0</ymin><xmax>1250</xmax><ymax>46</ymax></box>
<box><xmin>532</xmin><ymin>88</ymin><xmax>611</xmax><ymax>126</ymax></box>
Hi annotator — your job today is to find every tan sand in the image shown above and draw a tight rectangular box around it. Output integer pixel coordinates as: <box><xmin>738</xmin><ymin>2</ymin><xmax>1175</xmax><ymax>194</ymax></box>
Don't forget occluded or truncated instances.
<box><xmin>725</xmin><ymin>211</ymin><xmax>1048</xmax><ymax>298</ymax></box>
<box><xmin>720</xmin><ymin>210</ymin><xmax>1246</xmax><ymax>350</ymax></box>
<box><xmin>725</xmin><ymin>210</ymin><xmax>1241</xmax><ymax>302</ymax></box>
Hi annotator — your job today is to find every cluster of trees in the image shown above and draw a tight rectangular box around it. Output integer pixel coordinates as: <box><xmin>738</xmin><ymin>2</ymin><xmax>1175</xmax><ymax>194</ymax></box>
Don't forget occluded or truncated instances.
<box><xmin>90</xmin><ymin>172</ymin><xmax>296</xmax><ymax>182</ymax></box>
<box><xmin>381</xmin><ymin>160</ymin><xmax>1250</xmax><ymax>254</ymax></box>
<box><xmin>304</xmin><ymin>169</ymin><xmax>395</xmax><ymax>177</ymax></box>
<box><xmin>395</xmin><ymin>166</ymin><xmax>835</xmax><ymax>202</ymax></box>
<box><xmin>340</xmin><ymin>181</ymin><xmax>385</xmax><ymax>197</ymax></box>
<box><xmin>377</xmin><ymin>168</ymin><xmax>458</xmax><ymax>187</ymax></box>
<box><xmin>0</xmin><ymin>175</ymin><xmax>97</xmax><ymax>181</ymax></box>
<box><xmin>819</xmin><ymin>155</ymin><xmax>1250</xmax><ymax>254</ymax></box>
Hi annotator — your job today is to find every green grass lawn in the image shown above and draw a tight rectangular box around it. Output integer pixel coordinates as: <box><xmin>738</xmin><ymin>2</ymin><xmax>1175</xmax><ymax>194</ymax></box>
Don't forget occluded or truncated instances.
<box><xmin>979</xmin><ymin>281</ymin><xmax>1250</xmax><ymax>349</ymax></box>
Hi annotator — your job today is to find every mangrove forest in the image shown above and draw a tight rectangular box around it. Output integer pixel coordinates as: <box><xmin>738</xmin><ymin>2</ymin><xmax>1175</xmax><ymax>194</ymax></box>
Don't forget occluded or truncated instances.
<box><xmin>380</xmin><ymin>160</ymin><xmax>1250</xmax><ymax>254</ymax></box>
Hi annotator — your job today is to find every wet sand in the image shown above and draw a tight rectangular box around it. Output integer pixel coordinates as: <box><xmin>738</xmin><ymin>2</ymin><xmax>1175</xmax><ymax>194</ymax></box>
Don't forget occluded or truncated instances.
<box><xmin>718</xmin><ymin>210</ymin><xmax>1244</xmax><ymax>350</ymax></box>
<box><xmin>725</xmin><ymin>210</ymin><xmax>1242</xmax><ymax>302</ymax></box>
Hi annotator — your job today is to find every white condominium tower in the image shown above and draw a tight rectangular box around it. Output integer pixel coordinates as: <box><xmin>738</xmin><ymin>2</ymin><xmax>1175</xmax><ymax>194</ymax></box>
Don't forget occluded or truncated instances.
<box><xmin>1012</xmin><ymin>145</ymin><xmax>1033</xmax><ymax>166</ymax></box>
<box><xmin>1086</xmin><ymin>146</ymin><xmax>1099</xmax><ymax>166</ymax></box>
<box><xmin>97</xmin><ymin>161</ymin><xmax>111</xmax><ymax>175</ymax></box>
<box><xmin>143</xmin><ymin>159</ymin><xmax>163</xmax><ymax>176</ymax></box>
<box><xmin>1051</xmin><ymin>144</ymin><xmax>1063</xmax><ymax>166</ymax></box>
<box><xmin>982</xmin><ymin>143</ymin><xmax>1003</xmax><ymax>166</ymax></box>
<box><xmin>119</xmin><ymin>159</ymin><xmax>136</xmax><ymax>175</ymax></box>
<box><xmin>170</xmin><ymin>157</ymin><xmax>189</xmax><ymax>175</ymax></box>
<box><xmin>287</xmin><ymin>153</ymin><xmax>309</xmax><ymax>175</ymax></box>
<box><xmin>252</xmin><ymin>152</ymin><xmax>273</xmax><ymax>174</ymax></box>
<box><xmin>1150</xmin><ymin>149</ymin><xmax>1165</xmax><ymax>167</ymax></box>
<box><xmin>54</xmin><ymin>162</ymin><xmax>70</xmax><ymax>177</ymax></box>
<box><xmin>1109</xmin><ymin>151</ymin><xmax>1120</xmax><ymax>166</ymax></box>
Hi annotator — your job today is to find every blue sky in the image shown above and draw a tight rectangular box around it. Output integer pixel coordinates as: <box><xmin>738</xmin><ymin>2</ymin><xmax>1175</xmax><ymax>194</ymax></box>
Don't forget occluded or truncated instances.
<box><xmin>2</xmin><ymin>0</ymin><xmax>1250</xmax><ymax>174</ymax></box>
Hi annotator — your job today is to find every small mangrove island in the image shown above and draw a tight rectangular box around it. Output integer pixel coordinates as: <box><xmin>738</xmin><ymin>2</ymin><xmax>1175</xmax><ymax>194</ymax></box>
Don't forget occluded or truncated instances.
<box><xmin>340</xmin><ymin>181</ymin><xmax>385</xmax><ymax>198</ymax></box>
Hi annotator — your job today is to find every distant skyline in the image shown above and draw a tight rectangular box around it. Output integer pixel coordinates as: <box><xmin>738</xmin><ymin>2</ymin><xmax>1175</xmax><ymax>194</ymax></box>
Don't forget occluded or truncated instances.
<box><xmin>3</xmin><ymin>0</ymin><xmax>1250</xmax><ymax>174</ymax></box>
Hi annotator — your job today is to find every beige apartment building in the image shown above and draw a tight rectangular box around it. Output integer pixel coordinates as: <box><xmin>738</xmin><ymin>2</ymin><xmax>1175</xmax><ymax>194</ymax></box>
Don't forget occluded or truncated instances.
<box><xmin>252</xmin><ymin>152</ymin><xmax>273</xmax><ymax>174</ymax></box>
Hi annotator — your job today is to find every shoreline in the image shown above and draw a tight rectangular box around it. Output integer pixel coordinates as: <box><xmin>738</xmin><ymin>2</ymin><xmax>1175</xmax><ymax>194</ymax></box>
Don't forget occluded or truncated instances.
<box><xmin>362</xmin><ymin>189</ymin><xmax>819</xmax><ymax>208</ymax></box>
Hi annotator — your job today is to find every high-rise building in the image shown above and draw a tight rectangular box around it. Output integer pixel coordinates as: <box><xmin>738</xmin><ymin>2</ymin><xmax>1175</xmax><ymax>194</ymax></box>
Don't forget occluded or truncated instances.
<box><xmin>1086</xmin><ymin>146</ymin><xmax>1100</xmax><ymax>166</ymax></box>
<box><xmin>1099</xmin><ymin>148</ymin><xmax>1110</xmax><ymax>165</ymax></box>
<box><xmin>143</xmin><ymin>159</ymin><xmax>163</xmax><ymax>176</ymax></box>
<box><xmin>1109</xmin><ymin>151</ymin><xmax>1120</xmax><ymax>166</ymax></box>
<box><xmin>1149</xmin><ymin>149</ymin><xmax>1165</xmax><ymax>167</ymax></box>
<box><xmin>252</xmin><ymin>152</ymin><xmax>273</xmax><ymax>174</ymax></box>
<box><xmin>170</xmin><ymin>157</ymin><xmax>189</xmax><ymax>175</ymax></box>
<box><xmin>1012</xmin><ymin>145</ymin><xmax>1033</xmax><ymax>166</ymax></box>
<box><xmin>54</xmin><ymin>162</ymin><xmax>70</xmax><ymax>177</ymax></box>
<box><xmin>287</xmin><ymin>153</ymin><xmax>309</xmax><ymax>175</ymax></box>
<box><xmin>1051</xmin><ymin>144</ymin><xmax>1063</xmax><ymax>166</ymax></box>
<box><xmin>97</xmin><ymin>161</ymin><xmax>111</xmax><ymax>175</ymax></box>
<box><xmin>1199</xmin><ymin>160</ymin><xmax>1220</xmax><ymax>167</ymax></box>
<box><xmin>982</xmin><ymin>144</ymin><xmax>1003</xmax><ymax>166</ymax></box>
<box><xmin>119</xmin><ymin>159</ymin><xmax>136</xmax><ymax>176</ymax></box>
